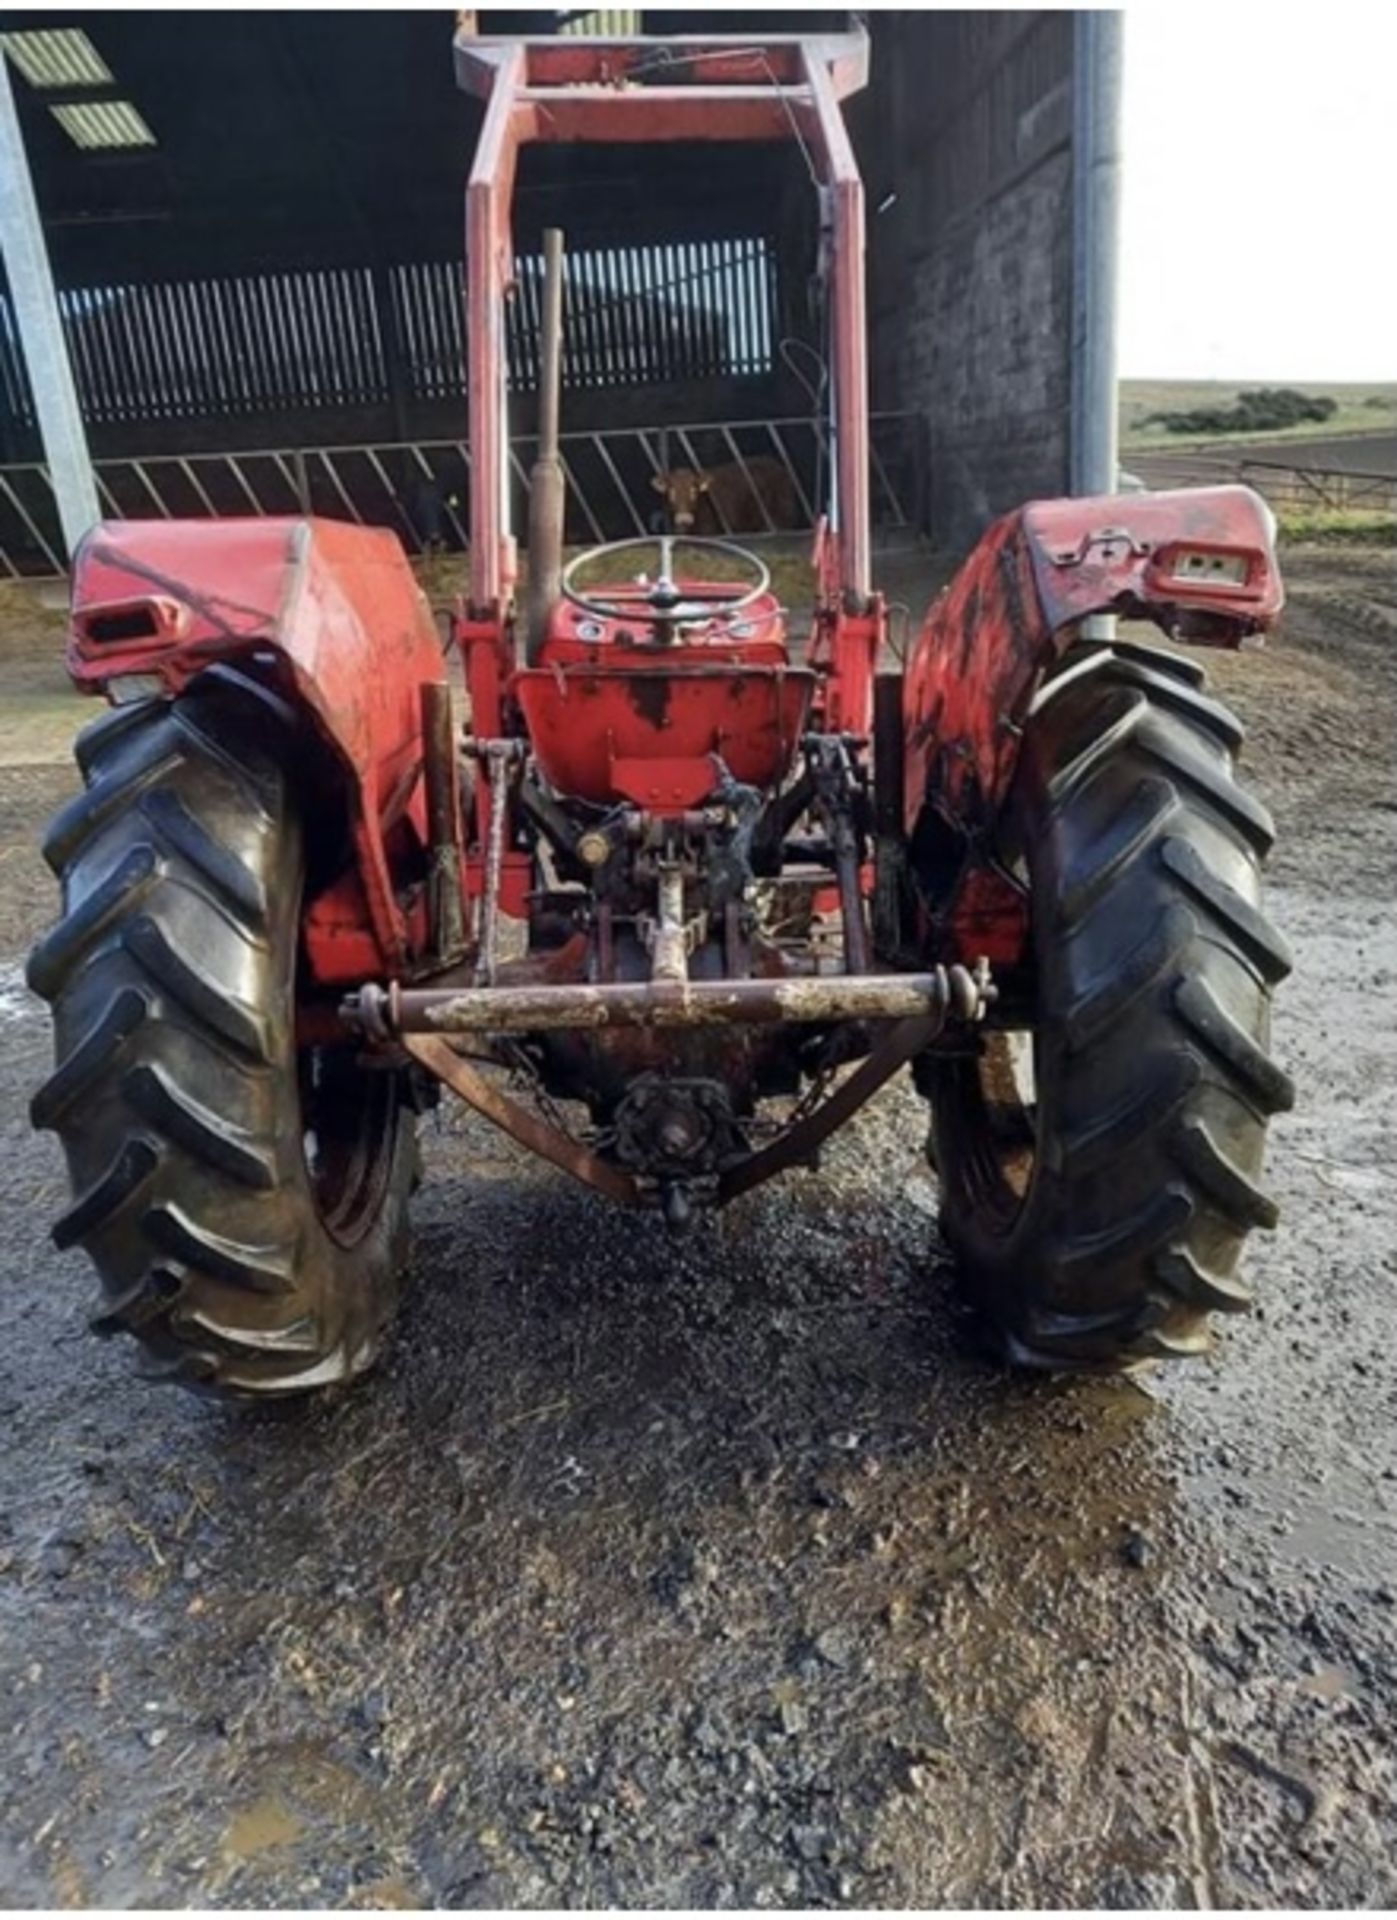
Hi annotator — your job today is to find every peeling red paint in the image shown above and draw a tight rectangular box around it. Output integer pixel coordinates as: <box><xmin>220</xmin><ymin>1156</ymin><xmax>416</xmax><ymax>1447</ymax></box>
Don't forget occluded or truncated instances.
<box><xmin>903</xmin><ymin>484</ymin><xmax>1282</xmax><ymax>963</ymax></box>
<box><xmin>68</xmin><ymin>516</ymin><xmax>446</xmax><ymax>976</ymax></box>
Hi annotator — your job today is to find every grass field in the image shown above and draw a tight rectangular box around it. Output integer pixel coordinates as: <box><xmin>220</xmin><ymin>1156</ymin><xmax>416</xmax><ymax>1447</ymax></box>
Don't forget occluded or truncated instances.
<box><xmin>1121</xmin><ymin>378</ymin><xmax>1397</xmax><ymax>450</ymax></box>
<box><xmin>1273</xmin><ymin>507</ymin><xmax>1397</xmax><ymax>546</ymax></box>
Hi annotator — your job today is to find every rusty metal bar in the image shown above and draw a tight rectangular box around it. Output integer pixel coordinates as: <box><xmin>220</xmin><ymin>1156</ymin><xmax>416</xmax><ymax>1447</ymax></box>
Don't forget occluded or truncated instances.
<box><xmin>809</xmin><ymin>735</ymin><xmax>870</xmax><ymax>974</ymax></box>
<box><xmin>347</xmin><ymin>969</ymin><xmax>953</xmax><ymax>1038</ymax></box>
<box><xmin>650</xmin><ymin>865</ymin><xmax>689</xmax><ymax>985</ymax></box>
<box><xmin>473</xmin><ymin>741</ymin><xmax>516</xmax><ymax>987</ymax></box>
<box><xmin>833</xmin><ymin>835</ymin><xmax>869</xmax><ymax>973</ymax></box>
<box><xmin>719</xmin><ymin>1012</ymin><xmax>943</xmax><ymax>1203</ymax></box>
<box><xmin>403</xmin><ymin>1033</ymin><xmax>639</xmax><ymax>1206</ymax></box>
<box><xmin>420</xmin><ymin>682</ymin><xmax>466</xmax><ymax>965</ymax></box>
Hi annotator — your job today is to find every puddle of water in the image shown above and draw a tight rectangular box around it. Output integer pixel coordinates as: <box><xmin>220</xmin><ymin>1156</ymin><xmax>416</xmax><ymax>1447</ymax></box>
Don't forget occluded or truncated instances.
<box><xmin>1298</xmin><ymin>1663</ymin><xmax>1354</xmax><ymax>1700</ymax></box>
<box><xmin>221</xmin><ymin>1795</ymin><xmax>305</xmax><ymax>1864</ymax></box>
<box><xmin>350</xmin><ymin>1877</ymin><xmax>427</xmax><ymax>1909</ymax></box>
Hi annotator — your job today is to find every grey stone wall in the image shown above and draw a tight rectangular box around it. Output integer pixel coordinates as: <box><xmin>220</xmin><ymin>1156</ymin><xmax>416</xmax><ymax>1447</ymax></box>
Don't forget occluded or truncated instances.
<box><xmin>853</xmin><ymin>12</ymin><xmax>1075</xmax><ymax>550</ymax></box>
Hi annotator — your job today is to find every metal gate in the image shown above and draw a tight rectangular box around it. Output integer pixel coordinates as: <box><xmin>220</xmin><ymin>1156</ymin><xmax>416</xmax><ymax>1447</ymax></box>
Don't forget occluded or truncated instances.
<box><xmin>0</xmin><ymin>411</ymin><xmax>919</xmax><ymax>578</ymax></box>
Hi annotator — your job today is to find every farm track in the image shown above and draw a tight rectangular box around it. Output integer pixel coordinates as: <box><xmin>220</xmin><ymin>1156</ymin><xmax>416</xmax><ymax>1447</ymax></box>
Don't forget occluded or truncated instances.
<box><xmin>0</xmin><ymin>543</ymin><xmax>1394</xmax><ymax>1907</ymax></box>
<box><xmin>1128</xmin><ymin>428</ymin><xmax>1397</xmax><ymax>493</ymax></box>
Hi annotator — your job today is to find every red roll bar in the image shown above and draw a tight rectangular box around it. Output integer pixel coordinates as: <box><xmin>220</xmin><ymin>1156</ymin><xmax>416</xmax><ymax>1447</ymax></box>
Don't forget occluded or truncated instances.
<box><xmin>453</xmin><ymin>29</ymin><xmax>874</xmax><ymax>618</ymax></box>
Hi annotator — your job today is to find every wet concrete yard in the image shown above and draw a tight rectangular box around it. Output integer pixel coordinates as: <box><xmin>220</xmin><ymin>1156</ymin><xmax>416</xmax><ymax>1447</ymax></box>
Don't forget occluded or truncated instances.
<box><xmin>1</xmin><ymin>544</ymin><xmax>1394</xmax><ymax>1907</ymax></box>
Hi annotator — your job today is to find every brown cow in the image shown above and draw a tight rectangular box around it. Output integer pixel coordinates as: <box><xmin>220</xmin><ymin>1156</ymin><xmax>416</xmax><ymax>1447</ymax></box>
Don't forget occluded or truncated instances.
<box><xmin>651</xmin><ymin>454</ymin><xmax>799</xmax><ymax>536</ymax></box>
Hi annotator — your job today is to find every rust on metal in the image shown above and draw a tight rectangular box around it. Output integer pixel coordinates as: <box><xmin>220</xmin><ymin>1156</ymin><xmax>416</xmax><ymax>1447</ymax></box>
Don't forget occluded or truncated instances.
<box><xmin>350</xmin><ymin>971</ymin><xmax>954</xmax><ymax>1038</ymax></box>
<box><xmin>456</xmin><ymin>30</ymin><xmax>873</xmax><ymax>621</ymax></box>
<box><xmin>649</xmin><ymin>865</ymin><xmax>690</xmax><ymax>985</ymax></box>
<box><xmin>403</xmin><ymin>1033</ymin><xmax>639</xmax><ymax>1206</ymax></box>
<box><xmin>718</xmin><ymin>1010</ymin><xmax>946</xmax><ymax>1203</ymax></box>
<box><xmin>66</xmin><ymin>517</ymin><xmax>446</xmax><ymax>979</ymax></box>
<box><xmin>420</xmin><ymin>680</ymin><xmax>467</xmax><ymax>965</ymax></box>
<box><xmin>470</xmin><ymin>737</ymin><xmax>522</xmax><ymax>987</ymax></box>
<box><xmin>900</xmin><ymin>483</ymin><xmax>1283</xmax><ymax>967</ymax></box>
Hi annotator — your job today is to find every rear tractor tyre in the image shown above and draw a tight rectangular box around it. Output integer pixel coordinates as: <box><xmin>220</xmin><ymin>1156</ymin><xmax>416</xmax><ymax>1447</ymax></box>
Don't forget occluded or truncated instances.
<box><xmin>28</xmin><ymin>679</ymin><xmax>416</xmax><ymax>1398</ymax></box>
<box><xmin>924</xmin><ymin>641</ymin><xmax>1295</xmax><ymax>1370</ymax></box>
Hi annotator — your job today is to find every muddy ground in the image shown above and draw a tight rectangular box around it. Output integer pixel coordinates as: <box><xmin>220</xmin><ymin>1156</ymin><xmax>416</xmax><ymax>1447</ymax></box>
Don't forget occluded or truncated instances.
<box><xmin>0</xmin><ymin>543</ymin><xmax>1394</xmax><ymax>1909</ymax></box>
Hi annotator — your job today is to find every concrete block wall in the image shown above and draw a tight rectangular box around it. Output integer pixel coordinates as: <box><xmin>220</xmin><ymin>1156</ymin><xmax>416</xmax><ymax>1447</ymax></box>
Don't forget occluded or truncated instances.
<box><xmin>854</xmin><ymin>12</ymin><xmax>1076</xmax><ymax>551</ymax></box>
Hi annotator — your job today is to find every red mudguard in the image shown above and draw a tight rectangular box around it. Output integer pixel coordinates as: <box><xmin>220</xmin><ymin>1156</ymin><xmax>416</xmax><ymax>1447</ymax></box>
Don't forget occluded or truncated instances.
<box><xmin>66</xmin><ymin>517</ymin><xmax>446</xmax><ymax>978</ymax></box>
<box><xmin>902</xmin><ymin>484</ymin><xmax>1283</xmax><ymax>963</ymax></box>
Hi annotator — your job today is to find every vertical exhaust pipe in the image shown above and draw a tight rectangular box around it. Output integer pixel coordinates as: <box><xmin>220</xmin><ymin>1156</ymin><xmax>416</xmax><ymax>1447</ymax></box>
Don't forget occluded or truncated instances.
<box><xmin>526</xmin><ymin>227</ymin><xmax>566</xmax><ymax>662</ymax></box>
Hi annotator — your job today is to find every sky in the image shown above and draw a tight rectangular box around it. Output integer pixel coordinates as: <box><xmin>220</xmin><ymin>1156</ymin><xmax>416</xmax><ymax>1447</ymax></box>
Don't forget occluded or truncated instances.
<box><xmin>1120</xmin><ymin>1</ymin><xmax>1397</xmax><ymax>381</ymax></box>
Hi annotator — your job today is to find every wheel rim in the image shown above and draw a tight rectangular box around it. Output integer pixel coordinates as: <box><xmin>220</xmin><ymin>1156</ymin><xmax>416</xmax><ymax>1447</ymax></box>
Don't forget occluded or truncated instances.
<box><xmin>299</xmin><ymin>1049</ymin><xmax>400</xmax><ymax>1249</ymax></box>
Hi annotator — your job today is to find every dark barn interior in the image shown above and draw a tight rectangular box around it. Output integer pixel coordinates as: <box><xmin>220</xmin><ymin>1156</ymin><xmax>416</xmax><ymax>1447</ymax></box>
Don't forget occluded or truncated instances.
<box><xmin>0</xmin><ymin>10</ymin><xmax>1076</xmax><ymax>567</ymax></box>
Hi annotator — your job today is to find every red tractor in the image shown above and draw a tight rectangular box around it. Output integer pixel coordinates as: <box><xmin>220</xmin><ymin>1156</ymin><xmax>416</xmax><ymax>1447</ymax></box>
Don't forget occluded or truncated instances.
<box><xmin>28</xmin><ymin>30</ymin><xmax>1292</xmax><ymax>1398</ymax></box>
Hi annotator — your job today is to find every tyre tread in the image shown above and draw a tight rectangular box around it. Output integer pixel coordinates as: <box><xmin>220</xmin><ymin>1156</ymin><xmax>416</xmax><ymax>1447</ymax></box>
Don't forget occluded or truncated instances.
<box><xmin>30</xmin><ymin>687</ymin><xmax>413</xmax><ymax>1398</ymax></box>
<box><xmin>929</xmin><ymin>642</ymin><xmax>1290</xmax><ymax>1372</ymax></box>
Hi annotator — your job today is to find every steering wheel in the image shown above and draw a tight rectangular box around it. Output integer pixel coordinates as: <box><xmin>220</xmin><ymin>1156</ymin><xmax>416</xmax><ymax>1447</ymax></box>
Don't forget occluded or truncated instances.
<box><xmin>560</xmin><ymin>535</ymin><xmax>771</xmax><ymax>632</ymax></box>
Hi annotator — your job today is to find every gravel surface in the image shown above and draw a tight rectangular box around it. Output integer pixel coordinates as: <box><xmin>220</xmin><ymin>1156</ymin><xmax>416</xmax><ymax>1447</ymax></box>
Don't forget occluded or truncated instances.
<box><xmin>0</xmin><ymin>544</ymin><xmax>1394</xmax><ymax>1908</ymax></box>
